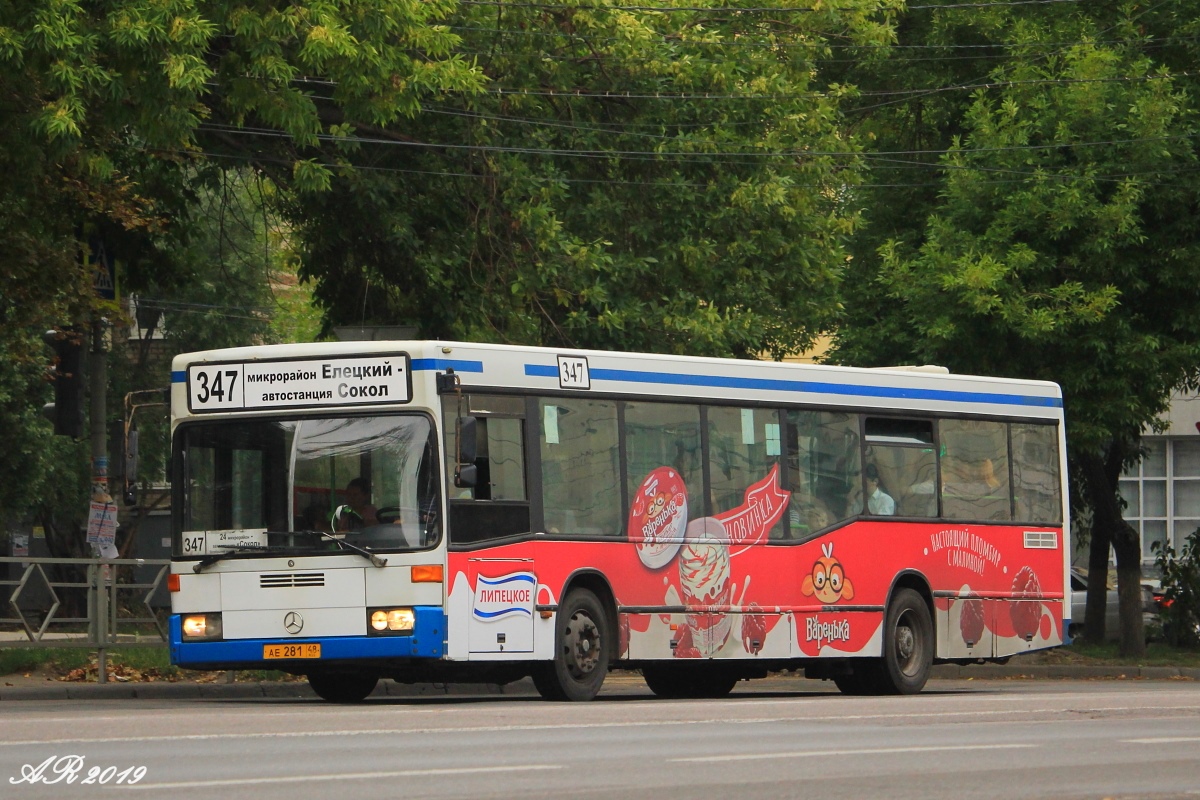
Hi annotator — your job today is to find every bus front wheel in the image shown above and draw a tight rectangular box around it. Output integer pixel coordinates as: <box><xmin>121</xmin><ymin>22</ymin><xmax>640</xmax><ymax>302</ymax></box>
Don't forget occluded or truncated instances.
<box><xmin>307</xmin><ymin>670</ymin><xmax>379</xmax><ymax>703</ymax></box>
<box><xmin>878</xmin><ymin>588</ymin><xmax>933</xmax><ymax>695</ymax></box>
<box><xmin>532</xmin><ymin>588</ymin><xmax>610</xmax><ymax>701</ymax></box>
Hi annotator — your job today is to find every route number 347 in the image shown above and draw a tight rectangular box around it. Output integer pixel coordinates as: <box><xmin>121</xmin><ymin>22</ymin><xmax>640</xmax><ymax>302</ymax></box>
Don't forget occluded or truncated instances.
<box><xmin>557</xmin><ymin>356</ymin><xmax>590</xmax><ymax>390</ymax></box>
<box><xmin>190</xmin><ymin>367</ymin><xmax>242</xmax><ymax>409</ymax></box>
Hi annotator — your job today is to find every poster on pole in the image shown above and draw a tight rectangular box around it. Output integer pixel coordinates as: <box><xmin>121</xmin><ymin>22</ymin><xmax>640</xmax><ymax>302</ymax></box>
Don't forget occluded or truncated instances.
<box><xmin>87</xmin><ymin>500</ymin><xmax>117</xmax><ymax>549</ymax></box>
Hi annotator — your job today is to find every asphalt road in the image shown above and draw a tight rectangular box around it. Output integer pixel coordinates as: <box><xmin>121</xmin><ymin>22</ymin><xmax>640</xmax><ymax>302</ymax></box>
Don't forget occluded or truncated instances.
<box><xmin>3</xmin><ymin>677</ymin><xmax>1200</xmax><ymax>800</ymax></box>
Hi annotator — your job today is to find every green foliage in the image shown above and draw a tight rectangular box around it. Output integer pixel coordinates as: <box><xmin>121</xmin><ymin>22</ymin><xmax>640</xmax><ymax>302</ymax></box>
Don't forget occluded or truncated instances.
<box><xmin>293</xmin><ymin>0</ymin><xmax>888</xmax><ymax>357</ymax></box>
<box><xmin>1154</xmin><ymin>530</ymin><xmax>1200</xmax><ymax>647</ymax></box>
<box><xmin>830</xmin><ymin>2</ymin><xmax>1200</xmax><ymax>652</ymax></box>
<box><xmin>0</xmin><ymin>0</ymin><xmax>481</xmax><ymax>535</ymax></box>
<box><xmin>833</xmin><ymin>3</ymin><xmax>1200</xmax><ymax>452</ymax></box>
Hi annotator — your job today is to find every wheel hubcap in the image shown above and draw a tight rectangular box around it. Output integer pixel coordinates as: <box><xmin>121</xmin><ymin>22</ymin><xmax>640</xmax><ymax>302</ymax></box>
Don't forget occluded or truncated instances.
<box><xmin>565</xmin><ymin>612</ymin><xmax>600</xmax><ymax>678</ymax></box>
<box><xmin>895</xmin><ymin>613</ymin><xmax>921</xmax><ymax>675</ymax></box>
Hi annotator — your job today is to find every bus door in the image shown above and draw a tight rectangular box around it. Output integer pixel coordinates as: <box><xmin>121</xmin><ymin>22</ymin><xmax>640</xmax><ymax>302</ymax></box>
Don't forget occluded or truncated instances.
<box><xmin>467</xmin><ymin>558</ymin><xmax>535</xmax><ymax>653</ymax></box>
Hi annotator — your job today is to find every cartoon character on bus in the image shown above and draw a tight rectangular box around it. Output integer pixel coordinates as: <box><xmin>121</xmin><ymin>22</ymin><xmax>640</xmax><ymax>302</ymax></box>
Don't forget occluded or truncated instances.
<box><xmin>802</xmin><ymin>542</ymin><xmax>854</xmax><ymax>604</ymax></box>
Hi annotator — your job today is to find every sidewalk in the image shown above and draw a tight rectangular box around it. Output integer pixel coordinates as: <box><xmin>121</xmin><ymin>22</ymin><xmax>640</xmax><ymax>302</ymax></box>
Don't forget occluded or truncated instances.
<box><xmin>2</xmin><ymin>665</ymin><xmax>1197</xmax><ymax>702</ymax></box>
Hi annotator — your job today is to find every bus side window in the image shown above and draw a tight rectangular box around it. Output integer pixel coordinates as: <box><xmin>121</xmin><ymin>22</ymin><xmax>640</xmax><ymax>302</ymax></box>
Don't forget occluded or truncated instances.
<box><xmin>940</xmin><ymin>419</ymin><xmax>1012</xmax><ymax>522</ymax></box>
<box><xmin>786</xmin><ymin>410</ymin><xmax>862</xmax><ymax>537</ymax></box>
<box><xmin>624</xmin><ymin>401</ymin><xmax>703</xmax><ymax>528</ymax></box>
<box><xmin>1012</xmin><ymin>423</ymin><xmax>1062</xmax><ymax>524</ymax></box>
<box><xmin>707</xmin><ymin>407</ymin><xmax>785</xmax><ymax>539</ymax></box>
<box><xmin>443</xmin><ymin>394</ymin><xmax>530</xmax><ymax>543</ymax></box>
<box><xmin>863</xmin><ymin>417</ymin><xmax>936</xmax><ymax>519</ymax></box>
<box><xmin>539</xmin><ymin>397</ymin><xmax>620</xmax><ymax>537</ymax></box>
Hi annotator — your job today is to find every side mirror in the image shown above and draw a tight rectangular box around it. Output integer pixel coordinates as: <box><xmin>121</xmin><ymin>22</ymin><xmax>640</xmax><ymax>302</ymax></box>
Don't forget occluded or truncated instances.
<box><xmin>457</xmin><ymin>416</ymin><xmax>478</xmax><ymax>464</ymax></box>
<box><xmin>455</xmin><ymin>464</ymin><xmax>478</xmax><ymax>489</ymax></box>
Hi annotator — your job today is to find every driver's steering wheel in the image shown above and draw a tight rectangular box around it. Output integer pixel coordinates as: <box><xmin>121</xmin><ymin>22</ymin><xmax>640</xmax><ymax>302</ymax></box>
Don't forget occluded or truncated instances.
<box><xmin>376</xmin><ymin>506</ymin><xmax>401</xmax><ymax>524</ymax></box>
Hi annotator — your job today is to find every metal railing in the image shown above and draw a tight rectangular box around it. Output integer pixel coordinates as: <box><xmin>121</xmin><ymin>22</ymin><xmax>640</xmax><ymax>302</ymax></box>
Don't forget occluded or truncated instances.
<box><xmin>1</xmin><ymin>556</ymin><xmax>170</xmax><ymax>683</ymax></box>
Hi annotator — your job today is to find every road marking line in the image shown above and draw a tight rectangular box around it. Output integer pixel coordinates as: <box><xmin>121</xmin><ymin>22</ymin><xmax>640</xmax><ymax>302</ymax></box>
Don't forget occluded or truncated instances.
<box><xmin>123</xmin><ymin>764</ymin><xmax>561</xmax><ymax>790</ymax></box>
<box><xmin>0</xmin><ymin>707</ymin><xmax>1185</xmax><ymax>747</ymax></box>
<box><xmin>1123</xmin><ymin>737</ymin><xmax>1200</xmax><ymax>744</ymax></box>
<box><xmin>671</xmin><ymin>743</ymin><xmax>1035</xmax><ymax>763</ymax></box>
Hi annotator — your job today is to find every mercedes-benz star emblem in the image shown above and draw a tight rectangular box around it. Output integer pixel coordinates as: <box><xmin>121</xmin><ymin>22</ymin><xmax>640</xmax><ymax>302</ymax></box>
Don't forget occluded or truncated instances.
<box><xmin>283</xmin><ymin>611</ymin><xmax>304</xmax><ymax>635</ymax></box>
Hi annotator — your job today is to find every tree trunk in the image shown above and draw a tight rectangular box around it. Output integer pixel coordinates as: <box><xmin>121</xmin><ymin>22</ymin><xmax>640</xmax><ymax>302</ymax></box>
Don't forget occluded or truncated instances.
<box><xmin>1083</xmin><ymin>510</ymin><xmax>1110</xmax><ymax>643</ymax></box>
<box><xmin>1078</xmin><ymin>442</ymin><xmax>1146</xmax><ymax>656</ymax></box>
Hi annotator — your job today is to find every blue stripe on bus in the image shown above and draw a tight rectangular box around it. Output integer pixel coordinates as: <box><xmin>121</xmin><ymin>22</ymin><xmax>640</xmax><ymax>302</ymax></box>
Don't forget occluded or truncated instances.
<box><xmin>169</xmin><ymin>610</ymin><xmax>446</xmax><ymax>665</ymax></box>
<box><xmin>524</xmin><ymin>364</ymin><xmax>1062</xmax><ymax>408</ymax></box>
<box><xmin>411</xmin><ymin>358</ymin><xmax>484</xmax><ymax>373</ymax></box>
<box><xmin>171</xmin><ymin>370</ymin><xmax>186</xmax><ymax>383</ymax></box>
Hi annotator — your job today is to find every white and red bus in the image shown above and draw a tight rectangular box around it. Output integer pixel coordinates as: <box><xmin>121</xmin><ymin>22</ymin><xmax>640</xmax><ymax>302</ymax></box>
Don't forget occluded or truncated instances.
<box><xmin>167</xmin><ymin>341</ymin><xmax>1068</xmax><ymax>701</ymax></box>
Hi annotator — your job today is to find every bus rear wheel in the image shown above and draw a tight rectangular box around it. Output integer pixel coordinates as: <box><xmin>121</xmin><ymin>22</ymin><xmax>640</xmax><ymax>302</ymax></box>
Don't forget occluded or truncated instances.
<box><xmin>877</xmin><ymin>588</ymin><xmax>933</xmax><ymax>695</ymax></box>
<box><xmin>532</xmin><ymin>588</ymin><xmax>610</xmax><ymax>702</ymax></box>
<box><xmin>307</xmin><ymin>670</ymin><xmax>379</xmax><ymax>703</ymax></box>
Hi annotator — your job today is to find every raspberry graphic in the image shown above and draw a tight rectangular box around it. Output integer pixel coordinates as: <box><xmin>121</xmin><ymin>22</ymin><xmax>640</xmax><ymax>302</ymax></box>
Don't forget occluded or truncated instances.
<box><xmin>1009</xmin><ymin>566</ymin><xmax>1043</xmax><ymax>640</ymax></box>
<box><xmin>960</xmin><ymin>596</ymin><xmax>986</xmax><ymax>645</ymax></box>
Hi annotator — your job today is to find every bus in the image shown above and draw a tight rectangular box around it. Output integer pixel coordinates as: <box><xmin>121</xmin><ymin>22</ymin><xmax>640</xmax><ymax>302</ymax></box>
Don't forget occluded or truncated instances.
<box><xmin>167</xmin><ymin>341</ymin><xmax>1069</xmax><ymax>701</ymax></box>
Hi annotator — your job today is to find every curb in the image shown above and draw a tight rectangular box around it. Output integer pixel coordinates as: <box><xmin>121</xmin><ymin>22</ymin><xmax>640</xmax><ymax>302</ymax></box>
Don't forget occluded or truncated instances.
<box><xmin>930</xmin><ymin>664</ymin><xmax>1200</xmax><ymax>681</ymax></box>
<box><xmin>2</xmin><ymin>667</ymin><xmax>1196</xmax><ymax>702</ymax></box>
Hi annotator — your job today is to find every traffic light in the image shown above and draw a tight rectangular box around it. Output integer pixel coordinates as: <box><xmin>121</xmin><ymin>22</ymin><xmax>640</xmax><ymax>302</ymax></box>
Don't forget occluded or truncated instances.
<box><xmin>42</xmin><ymin>328</ymin><xmax>84</xmax><ymax>438</ymax></box>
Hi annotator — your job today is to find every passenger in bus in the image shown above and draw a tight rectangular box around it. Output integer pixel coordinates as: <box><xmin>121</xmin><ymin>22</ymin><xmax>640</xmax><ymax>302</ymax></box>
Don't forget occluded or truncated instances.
<box><xmin>942</xmin><ymin>456</ymin><xmax>1006</xmax><ymax>518</ymax></box>
<box><xmin>864</xmin><ymin>464</ymin><xmax>895</xmax><ymax>516</ymax></box>
<box><xmin>787</xmin><ymin>496</ymin><xmax>834</xmax><ymax>537</ymax></box>
<box><xmin>336</xmin><ymin>477</ymin><xmax>379</xmax><ymax>531</ymax></box>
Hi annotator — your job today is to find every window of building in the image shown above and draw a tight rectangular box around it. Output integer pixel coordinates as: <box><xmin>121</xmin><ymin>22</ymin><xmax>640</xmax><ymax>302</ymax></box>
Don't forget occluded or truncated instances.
<box><xmin>1119</xmin><ymin>438</ymin><xmax>1200</xmax><ymax>561</ymax></box>
<box><xmin>1120</xmin><ymin>439</ymin><xmax>1168</xmax><ymax>560</ymax></box>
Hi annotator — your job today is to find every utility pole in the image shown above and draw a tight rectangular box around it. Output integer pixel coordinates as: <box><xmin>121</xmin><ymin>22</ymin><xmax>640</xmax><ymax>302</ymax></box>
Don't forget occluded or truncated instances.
<box><xmin>90</xmin><ymin>319</ymin><xmax>108</xmax><ymax>506</ymax></box>
<box><xmin>88</xmin><ymin>319</ymin><xmax>112</xmax><ymax>684</ymax></box>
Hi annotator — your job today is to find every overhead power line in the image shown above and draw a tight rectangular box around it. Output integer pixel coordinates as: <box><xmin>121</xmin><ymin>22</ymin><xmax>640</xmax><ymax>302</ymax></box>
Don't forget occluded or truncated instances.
<box><xmin>475</xmin><ymin>71</ymin><xmax>1187</xmax><ymax>99</ymax></box>
<box><xmin>198</xmin><ymin>122</ymin><xmax>1197</xmax><ymax>161</ymax></box>
<box><xmin>445</xmin><ymin>23</ymin><xmax>1197</xmax><ymax>53</ymax></box>
<box><xmin>158</xmin><ymin>145</ymin><xmax>1200</xmax><ymax>192</ymax></box>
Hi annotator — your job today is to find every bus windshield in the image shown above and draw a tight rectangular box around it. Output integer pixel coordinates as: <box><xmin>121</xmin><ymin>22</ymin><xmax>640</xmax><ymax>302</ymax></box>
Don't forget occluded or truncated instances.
<box><xmin>175</xmin><ymin>414</ymin><xmax>440</xmax><ymax>557</ymax></box>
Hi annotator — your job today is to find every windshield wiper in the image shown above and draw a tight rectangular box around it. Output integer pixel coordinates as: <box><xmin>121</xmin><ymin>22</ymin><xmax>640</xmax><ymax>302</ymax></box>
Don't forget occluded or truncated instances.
<box><xmin>192</xmin><ymin>543</ymin><xmax>287</xmax><ymax>573</ymax></box>
<box><xmin>288</xmin><ymin>529</ymin><xmax>389</xmax><ymax>568</ymax></box>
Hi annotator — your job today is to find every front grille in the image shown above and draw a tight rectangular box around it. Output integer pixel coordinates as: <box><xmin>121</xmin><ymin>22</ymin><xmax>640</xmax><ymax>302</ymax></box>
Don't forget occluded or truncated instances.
<box><xmin>260</xmin><ymin>572</ymin><xmax>325</xmax><ymax>589</ymax></box>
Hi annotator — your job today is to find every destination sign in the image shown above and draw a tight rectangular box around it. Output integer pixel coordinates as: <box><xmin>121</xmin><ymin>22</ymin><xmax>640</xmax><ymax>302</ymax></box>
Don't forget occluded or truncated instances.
<box><xmin>186</xmin><ymin>354</ymin><xmax>410</xmax><ymax>412</ymax></box>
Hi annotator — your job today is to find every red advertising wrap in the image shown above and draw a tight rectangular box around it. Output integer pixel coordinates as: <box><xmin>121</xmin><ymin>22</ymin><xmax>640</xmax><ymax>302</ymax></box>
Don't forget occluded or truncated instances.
<box><xmin>453</xmin><ymin>465</ymin><xmax>1064</xmax><ymax>664</ymax></box>
<box><xmin>628</xmin><ymin>467</ymin><xmax>689</xmax><ymax>569</ymax></box>
<box><xmin>713</xmin><ymin>464</ymin><xmax>790</xmax><ymax>551</ymax></box>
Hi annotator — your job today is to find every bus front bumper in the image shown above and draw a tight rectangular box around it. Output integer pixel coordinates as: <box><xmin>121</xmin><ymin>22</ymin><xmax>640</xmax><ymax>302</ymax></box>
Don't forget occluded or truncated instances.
<box><xmin>169</xmin><ymin>608</ymin><xmax>446</xmax><ymax>669</ymax></box>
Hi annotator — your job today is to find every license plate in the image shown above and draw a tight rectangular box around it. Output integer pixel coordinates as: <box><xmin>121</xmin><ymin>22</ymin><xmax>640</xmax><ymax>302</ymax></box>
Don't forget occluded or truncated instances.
<box><xmin>263</xmin><ymin>643</ymin><xmax>321</xmax><ymax>659</ymax></box>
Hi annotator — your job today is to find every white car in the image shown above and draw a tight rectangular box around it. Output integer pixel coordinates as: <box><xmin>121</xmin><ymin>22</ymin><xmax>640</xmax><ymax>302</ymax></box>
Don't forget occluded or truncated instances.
<box><xmin>1068</xmin><ymin>569</ymin><xmax>1156</xmax><ymax>641</ymax></box>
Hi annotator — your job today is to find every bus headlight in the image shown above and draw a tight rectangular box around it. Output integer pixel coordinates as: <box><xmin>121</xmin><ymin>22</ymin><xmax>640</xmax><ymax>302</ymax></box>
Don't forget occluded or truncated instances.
<box><xmin>367</xmin><ymin>607</ymin><xmax>414</xmax><ymax>634</ymax></box>
<box><xmin>182</xmin><ymin>613</ymin><xmax>222</xmax><ymax>640</ymax></box>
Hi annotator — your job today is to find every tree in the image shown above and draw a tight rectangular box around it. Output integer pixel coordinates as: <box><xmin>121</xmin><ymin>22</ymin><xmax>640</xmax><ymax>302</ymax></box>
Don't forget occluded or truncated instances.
<box><xmin>290</xmin><ymin>1</ymin><xmax>896</xmax><ymax>358</ymax></box>
<box><xmin>0</xmin><ymin>0</ymin><xmax>480</xmax><ymax>536</ymax></box>
<box><xmin>831</xmin><ymin>1</ymin><xmax>1200</xmax><ymax>655</ymax></box>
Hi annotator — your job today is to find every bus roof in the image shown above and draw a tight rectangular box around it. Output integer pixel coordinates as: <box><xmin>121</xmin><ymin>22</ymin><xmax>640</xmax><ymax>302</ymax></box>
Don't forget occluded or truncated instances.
<box><xmin>171</xmin><ymin>340</ymin><xmax>1063</xmax><ymax>421</ymax></box>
